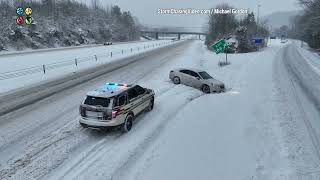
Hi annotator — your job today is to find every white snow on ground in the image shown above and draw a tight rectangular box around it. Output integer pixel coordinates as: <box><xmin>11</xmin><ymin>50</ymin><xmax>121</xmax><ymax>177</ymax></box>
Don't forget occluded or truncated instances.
<box><xmin>1</xmin><ymin>39</ymin><xmax>320</xmax><ymax>180</ymax></box>
<box><xmin>110</xmin><ymin>40</ymin><xmax>297</xmax><ymax>180</ymax></box>
<box><xmin>296</xmin><ymin>43</ymin><xmax>320</xmax><ymax>74</ymax></box>
<box><xmin>111</xmin><ymin>40</ymin><xmax>320</xmax><ymax>180</ymax></box>
<box><xmin>0</xmin><ymin>39</ymin><xmax>180</xmax><ymax>94</ymax></box>
<box><xmin>272</xmin><ymin>41</ymin><xmax>320</xmax><ymax>179</ymax></box>
<box><xmin>47</xmin><ymin>39</ymin><xmax>314</xmax><ymax>180</ymax></box>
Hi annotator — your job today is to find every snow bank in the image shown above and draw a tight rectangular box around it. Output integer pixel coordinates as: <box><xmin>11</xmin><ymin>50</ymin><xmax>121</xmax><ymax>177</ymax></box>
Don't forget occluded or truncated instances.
<box><xmin>0</xmin><ymin>40</ymin><xmax>179</xmax><ymax>94</ymax></box>
<box><xmin>116</xmin><ymin>40</ymin><xmax>297</xmax><ymax>180</ymax></box>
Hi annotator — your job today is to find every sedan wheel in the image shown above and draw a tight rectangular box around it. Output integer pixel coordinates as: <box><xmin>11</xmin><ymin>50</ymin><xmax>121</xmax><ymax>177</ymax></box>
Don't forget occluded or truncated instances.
<box><xmin>173</xmin><ymin>76</ymin><xmax>180</xmax><ymax>84</ymax></box>
<box><xmin>202</xmin><ymin>85</ymin><xmax>211</xmax><ymax>94</ymax></box>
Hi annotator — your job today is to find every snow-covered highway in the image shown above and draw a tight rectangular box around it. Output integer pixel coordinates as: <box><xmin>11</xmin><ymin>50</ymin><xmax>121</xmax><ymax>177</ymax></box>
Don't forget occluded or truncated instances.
<box><xmin>0</xmin><ymin>39</ymin><xmax>320</xmax><ymax>180</ymax></box>
<box><xmin>0</xmin><ymin>39</ymin><xmax>178</xmax><ymax>94</ymax></box>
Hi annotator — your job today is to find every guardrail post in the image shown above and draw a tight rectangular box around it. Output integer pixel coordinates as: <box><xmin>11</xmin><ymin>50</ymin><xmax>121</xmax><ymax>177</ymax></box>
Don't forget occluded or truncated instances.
<box><xmin>138</xmin><ymin>47</ymin><xmax>139</xmax><ymax>51</ymax></box>
<box><xmin>95</xmin><ymin>55</ymin><xmax>97</xmax><ymax>61</ymax></box>
<box><xmin>122</xmin><ymin>50</ymin><xmax>123</xmax><ymax>54</ymax></box>
<box><xmin>43</xmin><ymin>65</ymin><xmax>46</xmax><ymax>74</ymax></box>
<box><xmin>131</xmin><ymin>48</ymin><xmax>132</xmax><ymax>52</ymax></box>
<box><xmin>110</xmin><ymin>52</ymin><xmax>112</xmax><ymax>57</ymax></box>
<box><xmin>75</xmin><ymin>58</ymin><xmax>78</xmax><ymax>66</ymax></box>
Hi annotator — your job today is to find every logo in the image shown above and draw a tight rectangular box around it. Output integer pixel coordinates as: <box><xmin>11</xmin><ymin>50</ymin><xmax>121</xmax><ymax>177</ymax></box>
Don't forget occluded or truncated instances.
<box><xmin>25</xmin><ymin>16</ymin><xmax>33</xmax><ymax>25</ymax></box>
<box><xmin>15</xmin><ymin>7</ymin><xmax>34</xmax><ymax>25</ymax></box>
<box><xmin>16</xmin><ymin>16</ymin><xmax>24</xmax><ymax>25</ymax></box>
<box><xmin>25</xmin><ymin>7</ymin><xmax>32</xmax><ymax>16</ymax></box>
<box><xmin>16</xmin><ymin>7</ymin><xmax>24</xmax><ymax>16</ymax></box>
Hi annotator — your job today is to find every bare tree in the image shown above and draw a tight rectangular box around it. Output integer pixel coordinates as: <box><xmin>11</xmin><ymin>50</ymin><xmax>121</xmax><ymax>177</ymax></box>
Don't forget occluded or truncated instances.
<box><xmin>205</xmin><ymin>3</ymin><xmax>238</xmax><ymax>46</ymax></box>
<box><xmin>290</xmin><ymin>0</ymin><xmax>320</xmax><ymax>49</ymax></box>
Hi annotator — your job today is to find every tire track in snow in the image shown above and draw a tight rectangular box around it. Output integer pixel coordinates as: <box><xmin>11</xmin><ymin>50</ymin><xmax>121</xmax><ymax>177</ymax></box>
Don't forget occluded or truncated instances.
<box><xmin>110</xmin><ymin>90</ymin><xmax>204</xmax><ymax>180</ymax></box>
<box><xmin>282</xmin><ymin>44</ymin><xmax>320</xmax><ymax>161</ymax></box>
<box><xmin>55</xmin><ymin>87</ymin><xmax>203</xmax><ymax>180</ymax></box>
<box><xmin>48</xmin><ymin>84</ymin><xmax>178</xmax><ymax>180</ymax></box>
<box><xmin>0</xmin><ymin>42</ymin><xmax>190</xmax><ymax>180</ymax></box>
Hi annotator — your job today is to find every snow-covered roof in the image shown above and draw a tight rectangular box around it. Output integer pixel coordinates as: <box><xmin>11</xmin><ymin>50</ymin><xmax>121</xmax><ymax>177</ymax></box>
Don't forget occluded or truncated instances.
<box><xmin>87</xmin><ymin>83</ymin><xmax>132</xmax><ymax>98</ymax></box>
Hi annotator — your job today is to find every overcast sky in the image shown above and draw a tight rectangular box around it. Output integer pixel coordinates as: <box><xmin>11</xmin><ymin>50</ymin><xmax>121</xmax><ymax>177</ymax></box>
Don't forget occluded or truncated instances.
<box><xmin>82</xmin><ymin>0</ymin><xmax>302</xmax><ymax>28</ymax></box>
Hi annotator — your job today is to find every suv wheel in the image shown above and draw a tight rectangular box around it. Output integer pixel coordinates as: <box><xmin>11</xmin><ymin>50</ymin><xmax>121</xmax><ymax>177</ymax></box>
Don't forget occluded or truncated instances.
<box><xmin>122</xmin><ymin>114</ymin><xmax>133</xmax><ymax>132</ymax></box>
<box><xmin>173</xmin><ymin>76</ymin><xmax>180</xmax><ymax>84</ymax></box>
<box><xmin>202</xmin><ymin>85</ymin><xmax>211</xmax><ymax>94</ymax></box>
<box><xmin>146</xmin><ymin>98</ymin><xmax>154</xmax><ymax>111</ymax></box>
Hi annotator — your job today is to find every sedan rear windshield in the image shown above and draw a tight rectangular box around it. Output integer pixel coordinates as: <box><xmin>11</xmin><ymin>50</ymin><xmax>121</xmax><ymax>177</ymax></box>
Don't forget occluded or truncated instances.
<box><xmin>199</xmin><ymin>72</ymin><xmax>213</xmax><ymax>79</ymax></box>
<box><xmin>84</xmin><ymin>96</ymin><xmax>111</xmax><ymax>107</ymax></box>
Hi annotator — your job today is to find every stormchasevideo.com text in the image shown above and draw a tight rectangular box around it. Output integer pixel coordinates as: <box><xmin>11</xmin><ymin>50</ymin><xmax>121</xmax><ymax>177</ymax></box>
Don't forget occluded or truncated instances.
<box><xmin>158</xmin><ymin>8</ymin><xmax>248</xmax><ymax>15</ymax></box>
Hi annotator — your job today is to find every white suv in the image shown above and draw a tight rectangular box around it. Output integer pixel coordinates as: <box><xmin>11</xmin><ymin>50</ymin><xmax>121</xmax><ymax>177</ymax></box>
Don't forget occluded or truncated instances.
<box><xmin>79</xmin><ymin>83</ymin><xmax>155</xmax><ymax>132</ymax></box>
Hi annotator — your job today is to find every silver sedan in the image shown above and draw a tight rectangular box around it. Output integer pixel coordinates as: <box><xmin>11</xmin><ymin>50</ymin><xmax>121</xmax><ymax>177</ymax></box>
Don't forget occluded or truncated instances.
<box><xmin>169</xmin><ymin>68</ymin><xmax>225</xmax><ymax>93</ymax></box>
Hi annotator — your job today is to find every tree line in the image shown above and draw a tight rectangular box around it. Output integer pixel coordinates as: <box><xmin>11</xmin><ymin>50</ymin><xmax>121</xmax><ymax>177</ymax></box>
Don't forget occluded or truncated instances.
<box><xmin>288</xmin><ymin>0</ymin><xmax>320</xmax><ymax>49</ymax></box>
<box><xmin>205</xmin><ymin>4</ymin><xmax>269</xmax><ymax>53</ymax></box>
<box><xmin>0</xmin><ymin>0</ymin><xmax>141</xmax><ymax>51</ymax></box>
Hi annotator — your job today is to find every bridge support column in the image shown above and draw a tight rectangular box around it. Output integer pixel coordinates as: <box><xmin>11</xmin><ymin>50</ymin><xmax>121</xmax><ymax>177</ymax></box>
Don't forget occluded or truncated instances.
<box><xmin>178</xmin><ymin>33</ymin><xmax>181</xmax><ymax>40</ymax></box>
<box><xmin>155</xmin><ymin>33</ymin><xmax>159</xmax><ymax>40</ymax></box>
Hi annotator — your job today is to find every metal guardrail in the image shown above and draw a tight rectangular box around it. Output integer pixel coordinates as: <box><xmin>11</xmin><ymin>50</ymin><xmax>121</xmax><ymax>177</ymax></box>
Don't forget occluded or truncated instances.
<box><xmin>0</xmin><ymin>41</ymin><xmax>173</xmax><ymax>80</ymax></box>
<box><xmin>249</xmin><ymin>170</ymin><xmax>320</xmax><ymax>180</ymax></box>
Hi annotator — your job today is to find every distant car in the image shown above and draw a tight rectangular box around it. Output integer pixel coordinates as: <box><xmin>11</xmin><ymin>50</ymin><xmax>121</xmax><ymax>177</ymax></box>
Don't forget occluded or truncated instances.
<box><xmin>270</xmin><ymin>36</ymin><xmax>277</xmax><ymax>39</ymax></box>
<box><xmin>79</xmin><ymin>83</ymin><xmax>155</xmax><ymax>132</ymax></box>
<box><xmin>169</xmin><ymin>68</ymin><xmax>225</xmax><ymax>93</ymax></box>
<box><xmin>103</xmin><ymin>42</ymin><xmax>113</xmax><ymax>45</ymax></box>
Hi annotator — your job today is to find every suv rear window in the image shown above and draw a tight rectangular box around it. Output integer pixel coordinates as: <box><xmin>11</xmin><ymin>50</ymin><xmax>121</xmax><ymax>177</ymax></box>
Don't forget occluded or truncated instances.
<box><xmin>127</xmin><ymin>88</ymin><xmax>139</xmax><ymax>101</ymax></box>
<box><xmin>115</xmin><ymin>95</ymin><xmax>127</xmax><ymax>107</ymax></box>
<box><xmin>84</xmin><ymin>96</ymin><xmax>111</xmax><ymax>107</ymax></box>
<box><xmin>134</xmin><ymin>85</ymin><xmax>146</xmax><ymax>95</ymax></box>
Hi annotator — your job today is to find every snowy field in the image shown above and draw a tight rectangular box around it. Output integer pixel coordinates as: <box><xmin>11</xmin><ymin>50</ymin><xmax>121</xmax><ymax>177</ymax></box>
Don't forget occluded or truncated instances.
<box><xmin>0</xmin><ymin>39</ymin><xmax>320</xmax><ymax>180</ymax></box>
<box><xmin>107</xmin><ymin>40</ymin><xmax>320</xmax><ymax>180</ymax></box>
<box><xmin>0</xmin><ymin>39</ymin><xmax>181</xmax><ymax>94</ymax></box>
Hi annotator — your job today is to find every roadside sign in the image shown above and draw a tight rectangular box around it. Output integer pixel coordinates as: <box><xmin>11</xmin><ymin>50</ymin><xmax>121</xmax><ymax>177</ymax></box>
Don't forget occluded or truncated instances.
<box><xmin>211</xmin><ymin>39</ymin><xmax>228</xmax><ymax>54</ymax></box>
<box><xmin>251</xmin><ymin>38</ymin><xmax>264</xmax><ymax>45</ymax></box>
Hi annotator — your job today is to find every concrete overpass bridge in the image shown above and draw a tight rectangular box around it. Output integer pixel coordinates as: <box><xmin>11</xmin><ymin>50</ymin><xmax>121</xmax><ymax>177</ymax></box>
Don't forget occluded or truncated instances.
<box><xmin>140</xmin><ymin>25</ymin><xmax>208</xmax><ymax>40</ymax></box>
<box><xmin>140</xmin><ymin>30</ymin><xmax>208</xmax><ymax>40</ymax></box>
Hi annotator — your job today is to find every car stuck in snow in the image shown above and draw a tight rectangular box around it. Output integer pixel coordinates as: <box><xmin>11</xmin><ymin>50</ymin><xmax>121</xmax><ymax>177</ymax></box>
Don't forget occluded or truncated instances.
<box><xmin>79</xmin><ymin>83</ymin><xmax>155</xmax><ymax>132</ymax></box>
<box><xmin>169</xmin><ymin>68</ymin><xmax>225</xmax><ymax>93</ymax></box>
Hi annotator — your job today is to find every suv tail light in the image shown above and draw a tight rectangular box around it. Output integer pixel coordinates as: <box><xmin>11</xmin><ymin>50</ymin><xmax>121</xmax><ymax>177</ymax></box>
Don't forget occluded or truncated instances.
<box><xmin>79</xmin><ymin>106</ymin><xmax>86</xmax><ymax>117</ymax></box>
<box><xmin>112</xmin><ymin>107</ymin><xmax>121</xmax><ymax>119</ymax></box>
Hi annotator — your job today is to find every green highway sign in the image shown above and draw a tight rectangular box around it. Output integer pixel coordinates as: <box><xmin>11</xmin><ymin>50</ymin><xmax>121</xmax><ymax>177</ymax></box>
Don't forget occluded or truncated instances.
<box><xmin>211</xmin><ymin>39</ymin><xmax>228</xmax><ymax>54</ymax></box>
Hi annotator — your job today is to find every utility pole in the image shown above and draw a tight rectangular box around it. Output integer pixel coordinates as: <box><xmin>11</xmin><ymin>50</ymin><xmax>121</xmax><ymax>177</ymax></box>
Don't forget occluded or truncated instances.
<box><xmin>257</xmin><ymin>4</ymin><xmax>261</xmax><ymax>50</ymax></box>
<box><xmin>257</xmin><ymin>4</ymin><xmax>261</xmax><ymax>26</ymax></box>
<box><xmin>53</xmin><ymin>0</ymin><xmax>56</xmax><ymax>25</ymax></box>
<box><xmin>225</xmin><ymin>52</ymin><xmax>228</xmax><ymax>64</ymax></box>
